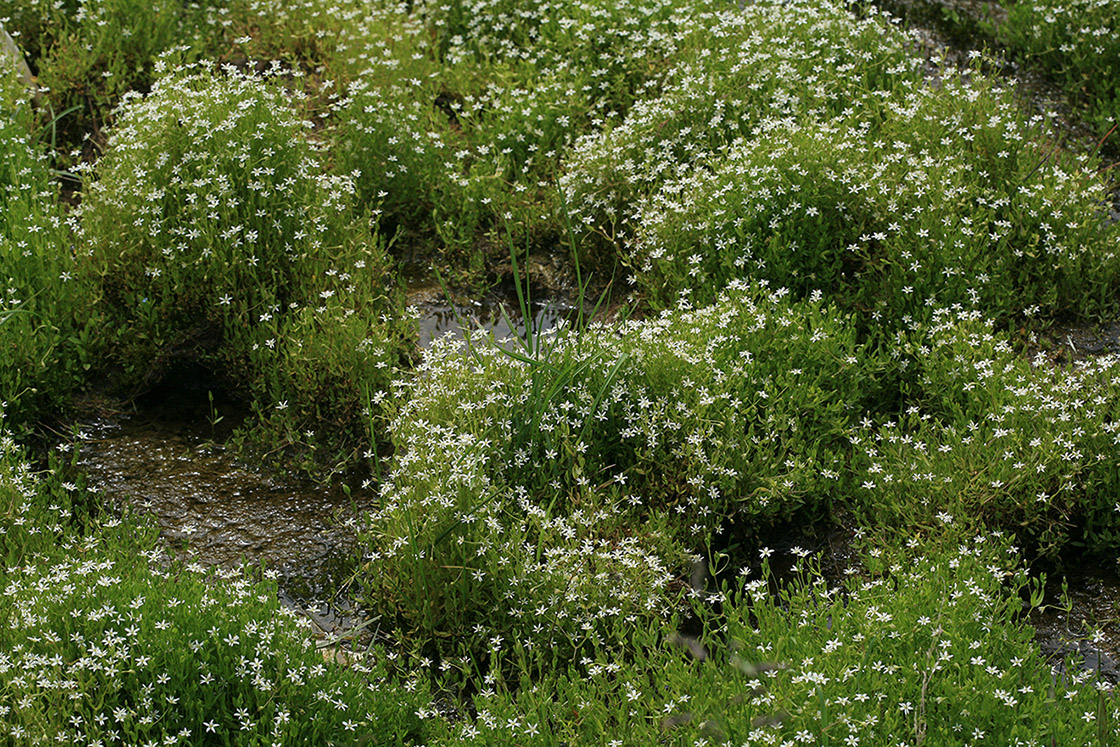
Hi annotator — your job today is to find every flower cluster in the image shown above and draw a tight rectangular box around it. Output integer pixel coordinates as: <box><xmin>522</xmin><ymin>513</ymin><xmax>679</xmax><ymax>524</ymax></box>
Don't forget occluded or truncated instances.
<box><xmin>1001</xmin><ymin>0</ymin><xmax>1118</xmax><ymax>131</ymax></box>
<box><xmin>76</xmin><ymin>60</ymin><xmax>410</xmax><ymax>466</ymax></box>
<box><xmin>363</xmin><ymin>280</ymin><xmax>869</xmax><ymax>652</ymax></box>
<box><xmin>562</xmin><ymin>0</ymin><xmax>1119</xmax><ymax>325</ymax></box>
<box><xmin>561</xmin><ymin>0</ymin><xmax>921</xmax><ymax>268</ymax></box>
<box><xmin>415</xmin><ymin>530</ymin><xmax>1118</xmax><ymax>745</ymax></box>
<box><xmin>853</xmin><ymin>307</ymin><xmax>1120</xmax><ymax>555</ymax></box>
<box><xmin>1</xmin><ymin>547</ymin><xmax>432</xmax><ymax>745</ymax></box>
<box><xmin>630</xmin><ymin>73</ymin><xmax>1118</xmax><ymax>323</ymax></box>
<box><xmin>3</xmin><ymin>0</ymin><xmax>1120</xmax><ymax>740</ymax></box>
<box><xmin>329</xmin><ymin>0</ymin><xmax>695</xmax><ymax>283</ymax></box>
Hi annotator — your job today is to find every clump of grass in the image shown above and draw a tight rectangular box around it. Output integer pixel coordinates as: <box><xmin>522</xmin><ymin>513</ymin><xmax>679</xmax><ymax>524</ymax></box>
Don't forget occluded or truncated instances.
<box><xmin>413</xmin><ymin>0</ymin><xmax>685</xmax><ymax>114</ymax></box>
<box><xmin>331</xmin><ymin>66</ymin><xmax>455</xmax><ymax>247</ymax></box>
<box><xmin>77</xmin><ymin>59</ymin><xmax>411</xmax><ymax>472</ymax></box>
<box><xmin>359</xmin><ymin>332</ymin><xmax>686</xmax><ymax>659</ymax></box>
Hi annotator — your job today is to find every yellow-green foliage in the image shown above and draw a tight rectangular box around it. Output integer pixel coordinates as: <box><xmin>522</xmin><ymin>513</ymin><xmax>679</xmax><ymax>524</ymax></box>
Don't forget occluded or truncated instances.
<box><xmin>78</xmin><ymin>61</ymin><xmax>410</xmax><ymax>463</ymax></box>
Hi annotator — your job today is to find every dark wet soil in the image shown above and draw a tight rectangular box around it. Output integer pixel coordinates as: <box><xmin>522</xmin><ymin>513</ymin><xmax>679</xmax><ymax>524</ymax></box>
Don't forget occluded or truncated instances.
<box><xmin>1031</xmin><ymin>320</ymin><xmax>1120</xmax><ymax>364</ymax></box>
<box><xmin>1031</xmin><ymin>561</ymin><xmax>1120</xmax><ymax>683</ymax></box>
<box><xmin>70</xmin><ymin>390</ymin><xmax>372</xmax><ymax>634</ymax></box>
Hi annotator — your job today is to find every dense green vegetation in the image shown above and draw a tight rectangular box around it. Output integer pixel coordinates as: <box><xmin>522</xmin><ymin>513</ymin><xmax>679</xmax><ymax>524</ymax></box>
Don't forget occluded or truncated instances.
<box><xmin>887</xmin><ymin>0</ymin><xmax>1119</xmax><ymax>133</ymax></box>
<box><xmin>1</xmin><ymin>0</ymin><xmax>1119</xmax><ymax>742</ymax></box>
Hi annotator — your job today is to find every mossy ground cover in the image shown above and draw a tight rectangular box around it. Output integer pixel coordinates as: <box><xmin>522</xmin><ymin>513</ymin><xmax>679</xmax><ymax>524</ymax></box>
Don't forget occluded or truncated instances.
<box><xmin>2</xmin><ymin>0</ymin><xmax>1120</xmax><ymax>743</ymax></box>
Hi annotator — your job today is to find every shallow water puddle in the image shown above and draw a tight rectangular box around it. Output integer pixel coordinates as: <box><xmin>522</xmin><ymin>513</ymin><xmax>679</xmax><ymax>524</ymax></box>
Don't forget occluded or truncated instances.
<box><xmin>72</xmin><ymin>391</ymin><xmax>370</xmax><ymax>633</ymax></box>
<box><xmin>1031</xmin><ymin>564</ymin><xmax>1120</xmax><ymax>682</ymax></box>
<box><xmin>402</xmin><ymin>243</ymin><xmax>608</xmax><ymax>349</ymax></box>
<box><xmin>411</xmin><ymin>287</ymin><xmax>573</xmax><ymax>349</ymax></box>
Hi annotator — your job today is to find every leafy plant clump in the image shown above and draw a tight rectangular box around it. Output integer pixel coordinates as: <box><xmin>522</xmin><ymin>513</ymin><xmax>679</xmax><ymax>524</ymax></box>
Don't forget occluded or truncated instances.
<box><xmin>853</xmin><ymin>308</ymin><xmax>1120</xmax><ymax>556</ymax></box>
<box><xmin>382</xmin><ymin>527</ymin><xmax>1117</xmax><ymax>746</ymax></box>
<box><xmin>329</xmin><ymin>0</ymin><xmax>695</xmax><ymax>290</ymax></box>
<box><xmin>888</xmin><ymin>0</ymin><xmax>1119</xmax><ymax>135</ymax></box>
<box><xmin>999</xmin><ymin>0</ymin><xmax>1120</xmax><ymax>132</ymax></box>
<box><xmin>559</xmin><ymin>0</ymin><xmax>924</xmax><ymax>281</ymax></box>
<box><xmin>0</xmin><ymin>419</ymin><xmax>438</xmax><ymax>745</ymax></box>
<box><xmin>4</xmin><ymin>0</ymin><xmax>1120</xmax><ymax>739</ymax></box>
<box><xmin>361</xmin><ymin>280</ymin><xmax>875</xmax><ymax>654</ymax></box>
<box><xmin>77</xmin><ymin>60</ymin><xmax>412</xmax><ymax>470</ymax></box>
<box><xmin>629</xmin><ymin>70</ymin><xmax>1120</xmax><ymax>325</ymax></box>
<box><xmin>0</xmin><ymin>59</ymin><xmax>97</xmax><ymax>432</ymax></box>
<box><xmin>682</xmin><ymin>528</ymin><xmax>1118</xmax><ymax>745</ymax></box>
<box><xmin>895</xmin><ymin>0</ymin><xmax>1120</xmax><ymax>134</ymax></box>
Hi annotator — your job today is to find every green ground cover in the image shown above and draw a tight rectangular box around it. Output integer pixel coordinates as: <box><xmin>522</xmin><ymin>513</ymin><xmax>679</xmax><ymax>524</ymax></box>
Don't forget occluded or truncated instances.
<box><xmin>879</xmin><ymin>0</ymin><xmax>1119</xmax><ymax>135</ymax></box>
<box><xmin>998</xmin><ymin>0</ymin><xmax>1120</xmax><ymax>132</ymax></box>
<box><xmin>2</xmin><ymin>0</ymin><xmax>1120</xmax><ymax>743</ymax></box>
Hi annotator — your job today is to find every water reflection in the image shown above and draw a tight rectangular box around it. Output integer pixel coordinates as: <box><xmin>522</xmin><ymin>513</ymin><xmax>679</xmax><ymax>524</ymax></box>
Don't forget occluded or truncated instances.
<box><xmin>416</xmin><ymin>298</ymin><xmax>573</xmax><ymax>349</ymax></box>
<box><xmin>1031</xmin><ymin>563</ymin><xmax>1120</xmax><ymax>683</ymax></box>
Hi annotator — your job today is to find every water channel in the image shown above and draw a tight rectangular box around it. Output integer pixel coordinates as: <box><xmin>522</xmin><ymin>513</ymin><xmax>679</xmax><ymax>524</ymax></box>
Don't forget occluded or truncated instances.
<box><xmin>71</xmin><ymin>388</ymin><xmax>370</xmax><ymax>634</ymax></box>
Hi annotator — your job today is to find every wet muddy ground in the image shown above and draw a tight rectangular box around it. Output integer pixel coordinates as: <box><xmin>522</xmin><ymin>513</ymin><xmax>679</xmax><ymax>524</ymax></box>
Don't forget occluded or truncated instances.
<box><xmin>409</xmin><ymin>279</ymin><xmax>574</xmax><ymax>349</ymax></box>
<box><xmin>70</xmin><ymin>390</ymin><xmax>372</xmax><ymax>635</ymax></box>
<box><xmin>403</xmin><ymin>245</ymin><xmax>611</xmax><ymax>348</ymax></box>
<box><xmin>1033</xmin><ymin>321</ymin><xmax>1120</xmax><ymax>364</ymax></box>
<box><xmin>1032</xmin><ymin>561</ymin><xmax>1120</xmax><ymax>682</ymax></box>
